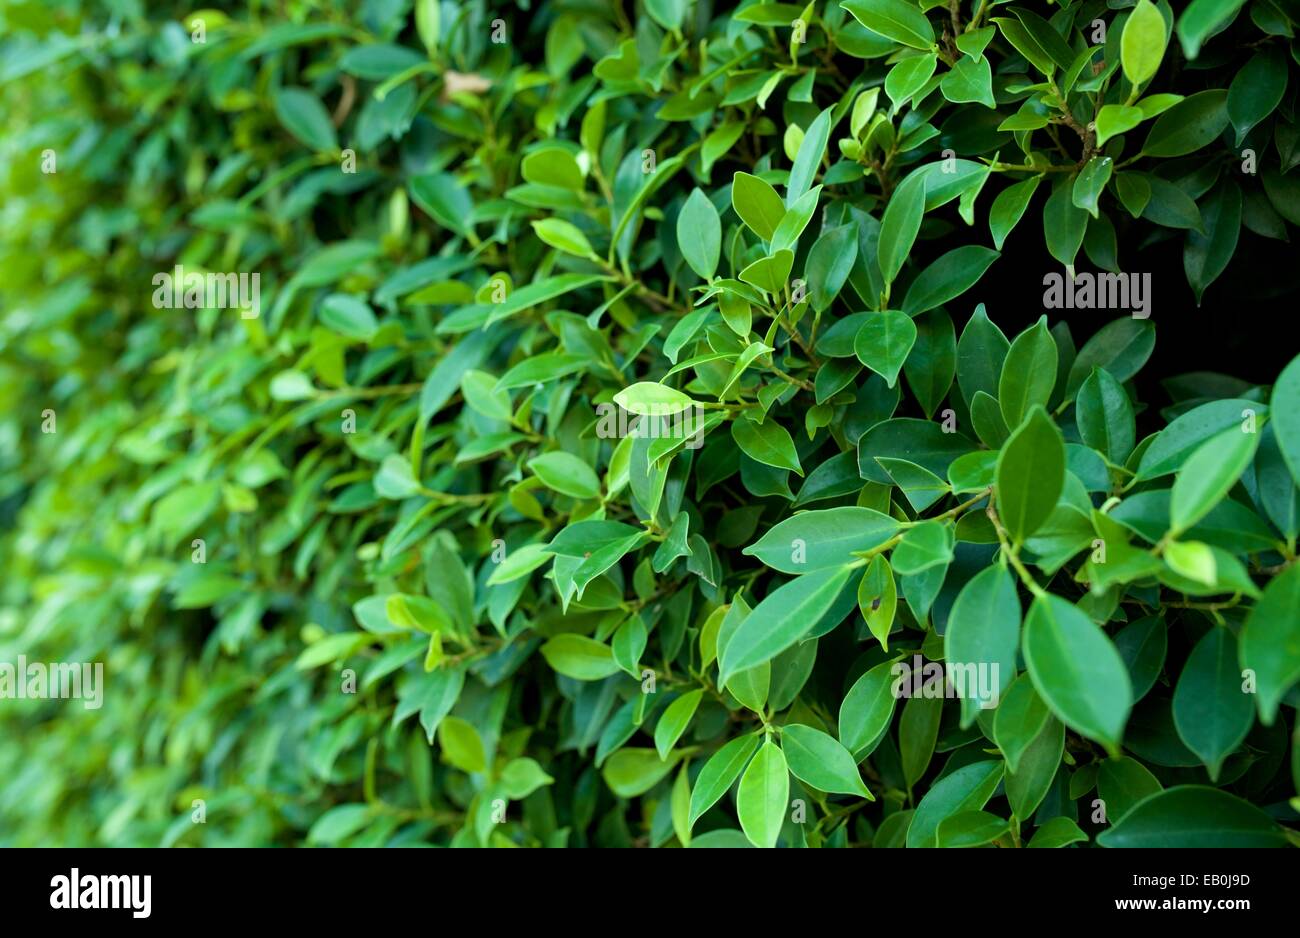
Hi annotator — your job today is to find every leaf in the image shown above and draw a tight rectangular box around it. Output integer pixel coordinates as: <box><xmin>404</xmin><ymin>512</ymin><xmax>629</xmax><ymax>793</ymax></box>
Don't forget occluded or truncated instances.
<box><xmin>540</xmin><ymin>634</ymin><xmax>621</xmax><ymax>680</ymax></box>
<box><xmin>901</xmin><ymin>245</ymin><xmax>999</xmax><ymax>316</ymax></box>
<box><xmin>891</xmin><ymin>519</ymin><xmax>953</xmax><ymax>576</ymax></box>
<box><xmin>732</xmin><ymin>172</ymin><xmax>787</xmax><ymax>241</ymax></box>
<box><xmin>1272</xmin><ymin>354</ymin><xmax>1300</xmax><ymax>488</ymax></box>
<box><xmin>273</xmin><ymin>87</ymin><xmax>338</xmax><ymax>151</ymax></box>
<box><xmin>1142</xmin><ymin>89</ymin><xmax>1229</xmax><ymax>157</ymax></box>
<box><xmin>995</xmin><ymin>405</ymin><xmax>1065</xmax><ymax>543</ymax></box>
<box><xmin>1172</xmin><ymin>628</ymin><xmax>1254</xmax><ymax>779</ymax></box>
<box><xmin>1121</xmin><ymin>0</ymin><xmax>1168</xmax><ymax>87</ymax></box>
<box><xmin>998</xmin><ymin>318</ymin><xmax>1057</xmax><ymax>429</ymax></box>
<box><xmin>956</xmin><ymin>303</ymin><xmax>1011</xmax><ymax>405</ymax></box>
<box><xmin>841</xmin><ymin>0</ymin><xmax>936</xmax><ymax>50</ymax></box>
<box><xmin>1095</xmin><ymin>105</ymin><xmax>1145</xmax><ymax>147</ymax></box>
<box><xmin>614</xmin><ymin>381</ymin><xmax>698</xmax><ymax>416</ymax></box>
<box><xmin>1177</xmin><ymin>0</ymin><xmax>1248</xmax><ymax>60</ymax></box>
<box><xmin>994</xmin><ymin>674</ymin><xmax>1052</xmax><ymax>773</ymax></box>
<box><xmin>1169</xmin><ymin>425</ymin><xmax>1260</xmax><ymax>534</ymax></box>
<box><xmin>1023</xmin><ymin>594</ymin><xmax>1133</xmax><ymax>752</ymax></box>
<box><xmin>1005</xmin><ymin>716</ymin><xmax>1063</xmax><ymax>820</ymax></box>
<box><xmin>787</xmin><ymin>108</ymin><xmax>832</xmax><ymax>205</ymax></box>
<box><xmin>1227</xmin><ymin>48</ymin><xmax>1287</xmax><ymax>144</ymax></box>
<box><xmin>1240</xmin><ymin>562</ymin><xmax>1300</xmax><ymax>724</ymax></box>
<box><xmin>689</xmin><ymin>733</ymin><xmax>761</xmax><ymax>827</ymax></box>
<box><xmin>1097</xmin><ymin>786</ymin><xmax>1288</xmax><ymax>847</ymax></box>
<box><xmin>989</xmin><ymin>175</ymin><xmax>1041</xmax><ymax>251</ymax></box>
<box><xmin>807</xmin><ymin>224</ymin><xmax>858</xmax><ymax>312</ymax></box>
<box><xmin>409</xmin><ymin>172</ymin><xmax>473</xmax><ymax>236</ymax></box>
<box><xmin>719</xmin><ymin>565</ymin><xmax>855</xmax><ymax>682</ymax></box>
<box><xmin>732</xmin><ymin>417</ymin><xmax>803</xmax><ymax>475</ymax></box>
<box><xmin>906</xmin><ymin>760</ymin><xmax>1004</xmax><ymax>847</ymax></box>
<box><xmin>743</xmin><ymin>507</ymin><xmax>900</xmax><ymax>573</ymax></box>
<box><xmin>1184</xmin><ymin>180</ymin><xmax>1241</xmax><ymax>305</ymax></box>
<box><xmin>1097</xmin><ymin>757</ymin><xmax>1163</xmax><ymax>822</ymax></box>
<box><xmin>655</xmin><ymin>690</ymin><xmax>703</xmax><ymax>760</ymax></box>
<box><xmin>677</xmin><ymin>188</ymin><xmax>721</xmax><ymax>280</ymax></box>
<box><xmin>878</xmin><ymin>169</ymin><xmax>927</xmax><ymax>286</ymax></box>
<box><xmin>1042</xmin><ymin>178</ymin><xmax>1088</xmax><ymax>267</ymax></box>
<box><xmin>1027</xmin><ymin>816</ymin><xmax>1088</xmax><ymax>848</ymax></box>
<box><xmin>839</xmin><ymin>659</ymin><xmax>899</xmax><ymax>754</ymax></box>
<box><xmin>944</xmin><ymin>565</ymin><xmax>1020</xmax><ymax>727</ymax></box>
<box><xmin>936</xmin><ymin>810</ymin><xmax>1009</xmax><ymax>848</ymax></box>
<box><xmin>1137</xmin><ymin>398</ymin><xmax>1262</xmax><ymax>479</ymax></box>
<box><xmin>1071</xmin><ymin>158</ymin><xmax>1113</xmax><ymax>219</ymax></box>
<box><xmin>736</xmin><ymin>740</ymin><xmax>789</xmax><ymax>848</ymax></box>
<box><xmin>857</xmin><ymin>556</ymin><xmax>898</xmax><ymax>651</ymax></box>
<box><xmin>782</xmin><ymin>724</ymin><xmax>873</xmax><ymax>798</ymax></box>
<box><xmin>532</xmin><ymin>218</ymin><xmax>595</xmax><ymax>257</ymax></box>
<box><xmin>603</xmin><ymin>748</ymin><xmax>682</xmax><ymax>798</ymax></box>
<box><xmin>900</xmin><ymin>694</ymin><xmax>942</xmax><ymax>790</ymax></box>
<box><xmin>527</xmin><ymin>451</ymin><xmax>602</xmax><ymax>500</ymax></box>
<box><xmin>853</xmin><ymin>310</ymin><xmax>916</xmax><ymax>387</ymax></box>
<box><xmin>1076</xmin><ymin>366</ymin><xmax>1136</xmax><ymax>463</ymax></box>
<box><xmin>438</xmin><ymin>716</ymin><xmax>487</xmax><ymax>773</ymax></box>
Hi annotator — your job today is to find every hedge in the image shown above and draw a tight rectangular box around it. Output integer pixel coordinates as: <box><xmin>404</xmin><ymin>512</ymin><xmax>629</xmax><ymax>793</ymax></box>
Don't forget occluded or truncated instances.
<box><xmin>1</xmin><ymin>0</ymin><xmax>1299</xmax><ymax>848</ymax></box>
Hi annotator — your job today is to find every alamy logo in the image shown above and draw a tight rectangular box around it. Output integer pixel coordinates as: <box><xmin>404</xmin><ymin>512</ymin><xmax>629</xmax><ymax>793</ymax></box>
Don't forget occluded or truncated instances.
<box><xmin>50</xmin><ymin>869</ymin><xmax>151</xmax><ymax>918</ymax></box>
<box><xmin>151</xmin><ymin>264</ymin><xmax>261</xmax><ymax>319</ymax></box>
<box><xmin>890</xmin><ymin>654</ymin><xmax>1001</xmax><ymax>710</ymax></box>
<box><xmin>0</xmin><ymin>656</ymin><xmax>103</xmax><ymax>710</ymax></box>
<box><xmin>1042</xmin><ymin>271</ymin><xmax>1151</xmax><ymax>319</ymax></box>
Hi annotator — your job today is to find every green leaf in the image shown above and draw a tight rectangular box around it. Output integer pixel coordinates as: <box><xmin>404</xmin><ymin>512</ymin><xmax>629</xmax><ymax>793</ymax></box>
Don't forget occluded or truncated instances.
<box><xmin>1097</xmin><ymin>757</ymin><xmax>1163</xmax><ymax>823</ymax></box>
<box><xmin>677</xmin><ymin>188</ymin><xmax>721</xmax><ymax>280</ymax></box>
<box><xmin>857</xmin><ymin>556</ymin><xmax>898</xmax><ymax>651</ymax></box>
<box><xmin>736</xmin><ymin>740</ymin><xmax>789</xmax><ymax>848</ymax></box>
<box><xmin>614</xmin><ymin>381</ymin><xmax>698</xmax><ymax>416</ymax></box>
<box><xmin>1097</xmin><ymin>786</ymin><xmax>1287</xmax><ymax>847</ymax></box>
<box><xmin>1142</xmin><ymin>89</ymin><xmax>1229</xmax><ymax>157</ymax></box>
<box><xmin>884</xmin><ymin>53</ymin><xmax>938</xmax><ymax>110</ymax></box>
<box><xmin>1042</xmin><ymin>178</ymin><xmax>1088</xmax><ymax>267</ymax></box>
<box><xmin>1095</xmin><ymin>105</ymin><xmax>1145</xmax><ymax>147</ymax></box>
<box><xmin>944</xmin><ymin>565</ymin><xmax>1019</xmax><ymax>727</ymax></box>
<box><xmin>906</xmin><ymin>760</ymin><xmax>1004</xmax><ymax>847</ymax></box>
<box><xmin>988</xmin><ymin>175</ymin><xmax>1041</xmax><ymax>251</ymax></box>
<box><xmin>936</xmin><ymin>810</ymin><xmax>1009</xmax><ymax>848</ymax></box>
<box><xmin>528</xmin><ymin>451</ymin><xmax>602</xmax><ymax>500</ymax></box>
<box><xmin>999</xmin><ymin>318</ymin><xmax>1057</xmax><ymax>429</ymax></box>
<box><xmin>732</xmin><ymin>417</ymin><xmax>803</xmax><ymax>475</ymax></box>
<box><xmin>540</xmin><ymin>634</ymin><xmax>621</xmax><ymax>680</ymax></box>
<box><xmin>689</xmin><ymin>734</ymin><xmax>761</xmax><ymax>827</ymax></box>
<box><xmin>878</xmin><ymin>169</ymin><xmax>927</xmax><ymax>287</ymax></box>
<box><xmin>273</xmin><ymin>87</ymin><xmax>338</xmax><ymax>151</ymax></box>
<box><xmin>409</xmin><ymin>172</ymin><xmax>474</xmax><ymax>236</ymax></box>
<box><xmin>1177</xmin><ymin>0</ymin><xmax>1248</xmax><ymax>60</ymax></box>
<box><xmin>1076</xmin><ymin>366</ymin><xmax>1136</xmax><ymax>463</ymax></box>
<box><xmin>719</xmin><ymin>565</ymin><xmax>855</xmax><ymax>682</ymax></box>
<box><xmin>438</xmin><ymin>716</ymin><xmax>487</xmax><ymax>773</ymax></box>
<box><xmin>787</xmin><ymin>108</ymin><xmax>833</xmax><ymax>205</ymax></box>
<box><xmin>1227</xmin><ymin>48</ymin><xmax>1287</xmax><ymax>144</ymax></box>
<box><xmin>655</xmin><ymin>690</ymin><xmax>703</xmax><ymax>760</ymax></box>
<box><xmin>521</xmin><ymin>148</ymin><xmax>583</xmax><ymax>189</ymax></box>
<box><xmin>841</xmin><ymin>0</ymin><xmax>936</xmax><ymax>50</ymax></box>
<box><xmin>782</xmin><ymin>724</ymin><xmax>873</xmax><ymax>798</ymax></box>
<box><xmin>743</xmin><ymin>506</ymin><xmax>901</xmax><ymax>573</ymax></box>
<box><xmin>1240</xmin><ymin>562</ymin><xmax>1300</xmax><ymax>724</ymax></box>
<box><xmin>854</xmin><ymin>310</ymin><xmax>916</xmax><ymax>387</ymax></box>
<box><xmin>995</xmin><ymin>405</ymin><xmax>1065</xmax><ymax>543</ymax></box>
<box><xmin>1121</xmin><ymin>0</ymin><xmax>1168</xmax><ymax>87</ymax></box>
<box><xmin>901</xmin><ymin>245</ymin><xmax>999</xmax><ymax>316</ymax></box>
<box><xmin>1027</xmin><ymin>816</ymin><xmax>1088</xmax><ymax>848</ymax></box>
<box><xmin>1169</xmin><ymin>424</ymin><xmax>1260</xmax><ymax>534</ymax></box>
<box><xmin>1071</xmin><ymin>158</ymin><xmax>1113</xmax><ymax>219</ymax></box>
<box><xmin>1272</xmin><ymin>354</ymin><xmax>1300</xmax><ymax>488</ymax></box>
<box><xmin>1023</xmin><ymin>594</ymin><xmax>1133</xmax><ymax>752</ymax></box>
<box><xmin>602</xmin><ymin>748</ymin><xmax>682</xmax><ymax>798</ymax></box>
<box><xmin>994</xmin><ymin>674</ymin><xmax>1052</xmax><ymax>773</ymax></box>
<box><xmin>806</xmin><ymin>224</ymin><xmax>858</xmax><ymax>313</ymax></box>
<box><xmin>939</xmin><ymin>55</ymin><xmax>995</xmax><ymax>108</ymax></box>
<box><xmin>1005</xmin><ymin>716</ymin><xmax>1063</xmax><ymax>820</ymax></box>
<box><xmin>532</xmin><ymin>218</ymin><xmax>595</xmax><ymax>257</ymax></box>
<box><xmin>900</xmin><ymin>694</ymin><xmax>943</xmax><ymax>790</ymax></box>
<box><xmin>839</xmin><ymin>659</ymin><xmax>899</xmax><ymax>754</ymax></box>
<box><xmin>956</xmin><ymin>303</ymin><xmax>1011</xmax><ymax>406</ymax></box>
<box><xmin>891</xmin><ymin>519</ymin><xmax>954</xmax><ymax>576</ymax></box>
<box><xmin>732</xmin><ymin>172</ymin><xmax>787</xmax><ymax>241</ymax></box>
<box><xmin>1172</xmin><ymin>628</ymin><xmax>1253</xmax><ymax>779</ymax></box>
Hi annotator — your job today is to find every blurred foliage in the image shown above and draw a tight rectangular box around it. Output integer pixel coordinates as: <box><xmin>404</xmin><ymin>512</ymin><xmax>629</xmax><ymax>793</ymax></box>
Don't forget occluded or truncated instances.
<box><xmin>1</xmin><ymin>0</ymin><xmax>1299</xmax><ymax>848</ymax></box>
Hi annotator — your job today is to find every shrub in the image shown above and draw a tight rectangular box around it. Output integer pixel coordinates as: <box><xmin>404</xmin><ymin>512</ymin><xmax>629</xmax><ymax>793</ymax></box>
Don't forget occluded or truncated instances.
<box><xmin>1</xmin><ymin>0</ymin><xmax>1298</xmax><ymax>848</ymax></box>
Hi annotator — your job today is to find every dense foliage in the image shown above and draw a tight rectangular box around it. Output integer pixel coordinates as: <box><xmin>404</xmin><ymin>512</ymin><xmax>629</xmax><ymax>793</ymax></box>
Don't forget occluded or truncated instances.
<box><xmin>2</xmin><ymin>0</ymin><xmax>1299</xmax><ymax>849</ymax></box>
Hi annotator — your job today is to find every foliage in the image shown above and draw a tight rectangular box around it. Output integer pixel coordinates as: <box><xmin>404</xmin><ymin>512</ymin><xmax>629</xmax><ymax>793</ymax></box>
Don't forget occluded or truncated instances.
<box><xmin>1</xmin><ymin>0</ymin><xmax>1299</xmax><ymax>848</ymax></box>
